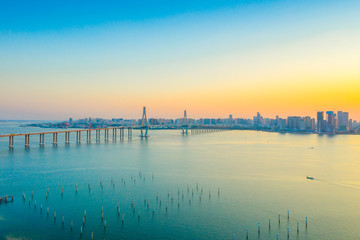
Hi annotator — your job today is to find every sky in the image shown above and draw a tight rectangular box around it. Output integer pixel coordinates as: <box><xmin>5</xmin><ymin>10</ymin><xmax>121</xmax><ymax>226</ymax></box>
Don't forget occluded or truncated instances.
<box><xmin>0</xmin><ymin>0</ymin><xmax>359</xmax><ymax>120</ymax></box>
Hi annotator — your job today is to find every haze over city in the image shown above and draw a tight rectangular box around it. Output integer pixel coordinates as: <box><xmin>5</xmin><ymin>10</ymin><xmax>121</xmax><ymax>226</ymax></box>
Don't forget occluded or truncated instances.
<box><xmin>1</xmin><ymin>0</ymin><xmax>360</xmax><ymax>120</ymax></box>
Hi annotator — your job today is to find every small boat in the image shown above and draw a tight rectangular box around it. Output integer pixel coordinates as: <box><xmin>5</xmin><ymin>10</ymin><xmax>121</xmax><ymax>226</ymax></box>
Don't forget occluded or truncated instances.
<box><xmin>306</xmin><ymin>176</ymin><xmax>314</xmax><ymax>180</ymax></box>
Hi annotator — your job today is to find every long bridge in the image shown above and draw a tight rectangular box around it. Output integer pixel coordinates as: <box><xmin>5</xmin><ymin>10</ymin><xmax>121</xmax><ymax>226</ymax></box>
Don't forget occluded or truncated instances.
<box><xmin>0</xmin><ymin>107</ymin><xmax>230</xmax><ymax>149</ymax></box>
<box><xmin>0</xmin><ymin>127</ymin><xmax>133</xmax><ymax>149</ymax></box>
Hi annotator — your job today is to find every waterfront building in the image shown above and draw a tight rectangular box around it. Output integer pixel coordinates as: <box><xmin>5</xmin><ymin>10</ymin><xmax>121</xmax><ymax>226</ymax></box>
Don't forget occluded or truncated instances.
<box><xmin>253</xmin><ymin>112</ymin><xmax>263</xmax><ymax>127</ymax></box>
<box><xmin>326</xmin><ymin>111</ymin><xmax>337</xmax><ymax>133</ymax></box>
<box><xmin>277</xmin><ymin>118</ymin><xmax>287</xmax><ymax>130</ymax></box>
<box><xmin>337</xmin><ymin>111</ymin><xmax>349</xmax><ymax>131</ymax></box>
<box><xmin>149</xmin><ymin>118</ymin><xmax>159</xmax><ymax>125</ymax></box>
<box><xmin>299</xmin><ymin>118</ymin><xmax>306</xmax><ymax>131</ymax></box>
<box><xmin>287</xmin><ymin>116</ymin><xmax>301</xmax><ymax>130</ymax></box>
<box><xmin>317</xmin><ymin>111</ymin><xmax>325</xmax><ymax>132</ymax></box>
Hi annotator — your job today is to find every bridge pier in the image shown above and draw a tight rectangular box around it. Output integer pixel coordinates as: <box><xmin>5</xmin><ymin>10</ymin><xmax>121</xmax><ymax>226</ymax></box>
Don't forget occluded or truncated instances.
<box><xmin>104</xmin><ymin>129</ymin><xmax>108</xmax><ymax>141</ymax></box>
<box><xmin>25</xmin><ymin>134</ymin><xmax>30</xmax><ymax>148</ymax></box>
<box><xmin>65</xmin><ymin>132</ymin><xmax>70</xmax><ymax>144</ymax></box>
<box><xmin>96</xmin><ymin>129</ymin><xmax>100</xmax><ymax>142</ymax></box>
<box><xmin>39</xmin><ymin>134</ymin><xmax>45</xmax><ymax>147</ymax></box>
<box><xmin>76</xmin><ymin>131</ymin><xmax>81</xmax><ymax>143</ymax></box>
<box><xmin>128</xmin><ymin>127</ymin><xmax>132</xmax><ymax>139</ymax></box>
<box><xmin>9</xmin><ymin>135</ymin><xmax>14</xmax><ymax>149</ymax></box>
<box><xmin>53</xmin><ymin>133</ymin><xmax>58</xmax><ymax>145</ymax></box>
<box><xmin>120</xmin><ymin>128</ymin><xmax>124</xmax><ymax>139</ymax></box>
<box><xmin>86</xmin><ymin>130</ymin><xmax>91</xmax><ymax>143</ymax></box>
<box><xmin>113</xmin><ymin>128</ymin><xmax>117</xmax><ymax>141</ymax></box>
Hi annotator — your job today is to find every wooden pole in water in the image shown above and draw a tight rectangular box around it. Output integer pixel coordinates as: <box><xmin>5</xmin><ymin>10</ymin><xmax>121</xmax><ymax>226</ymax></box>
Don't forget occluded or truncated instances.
<box><xmin>287</xmin><ymin>227</ymin><xmax>290</xmax><ymax>238</ymax></box>
<box><xmin>297</xmin><ymin>221</ymin><xmax>299</xmax><ymax>233</ymax></box>
<box><xmin>287</xmin><ymin>209</ymin><xmax>290</xmax><ymax>219</ymax></box>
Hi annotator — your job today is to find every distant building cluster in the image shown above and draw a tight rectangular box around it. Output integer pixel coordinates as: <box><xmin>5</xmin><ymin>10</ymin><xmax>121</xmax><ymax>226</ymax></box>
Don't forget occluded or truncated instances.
<box><xmin>316</xmin><ymin>111</ymin><xmax>351</xmax><ymax>133</ymax></box>
<box><xmin>33</xmin><ymin>111</ymin><xmax>359</xmax><ymax>134</ymax></box>
<box><xmin>252</xmin><ymin>110</ymin><xmax>357</xmax><ymax>133</ymax></box>
<box><xmin>253</xmin><ymin>113</ymin><xmax>316</xmax><ymax>132</ymax></box>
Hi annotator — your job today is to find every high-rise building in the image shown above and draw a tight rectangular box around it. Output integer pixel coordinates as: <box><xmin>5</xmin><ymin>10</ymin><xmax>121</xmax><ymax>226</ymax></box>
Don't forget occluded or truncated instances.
<box><xmin>337</xmin><ymin>111</ymin><xmax>343</xmax><ymax>126</ymax></box>
<box><xmin>253</xmin><ymin>112</ymin><xmax>263</xmax><ymax>127</ymax></box>
<box><xmin>337</xmin><ymin>111</ymin><xmax>349</xmax><ymax>131</ymax></box>
<box><xmin>317</xmin><ymin>111</ymin><xmax>325</xmax><ymax>132</ymax></box>
<box><xmin>343</xmin><ymin>112</ymin><xmax>349</xmax><ymax>128</ymax></box>
<box><xmin>287</xmin><ymin>116</ymin><xmax>301</xmax><ymax>130</ymax></box>
<box><xmin>277</xmin><ymin>118</ymin><xmax>287</xmax><ymax>130</ymax></box>
<box><xmin>326</xmin><ymin>111</ymin><xmax>337</xmax><ymax>133</ymax></box>
<box><xmin>311</xmin><ymin>118</ymin><xmax>316</xmax><ymax>131</ymax></box>
<box><xmin>304</xmin><ymin>116</ymin><xmax>315</xmax><ymax>131</ymax></box>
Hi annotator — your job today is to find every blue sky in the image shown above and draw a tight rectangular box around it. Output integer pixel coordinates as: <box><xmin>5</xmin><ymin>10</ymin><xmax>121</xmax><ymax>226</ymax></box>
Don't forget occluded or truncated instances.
<box><xmin>0</xmin><ymin>1</ymin><xmax>255</xmax><ymax>32</ymax></box>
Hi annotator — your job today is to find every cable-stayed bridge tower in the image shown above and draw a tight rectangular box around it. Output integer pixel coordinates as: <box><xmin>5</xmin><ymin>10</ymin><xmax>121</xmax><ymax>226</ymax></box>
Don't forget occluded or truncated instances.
<box><xmin>182</xmin><ymin>110</ymin><xmax>189</xmax><ymax>135</ymax></box>
<box><xmin>140</xmin><ymin>106</ymin><xmax>149</xmax><ymax>138</ymax></box>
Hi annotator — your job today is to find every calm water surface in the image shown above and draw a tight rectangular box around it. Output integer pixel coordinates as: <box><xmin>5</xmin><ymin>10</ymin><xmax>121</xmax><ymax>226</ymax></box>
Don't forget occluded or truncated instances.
<box><xmin>0</xmin><ymin>122</ymin><xmax>360</xmax><ymax>240</ymax></box>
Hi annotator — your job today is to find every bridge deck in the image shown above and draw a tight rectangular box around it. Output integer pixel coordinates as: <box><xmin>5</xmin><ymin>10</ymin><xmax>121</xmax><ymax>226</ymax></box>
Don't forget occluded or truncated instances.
<box><xmin>0</xmin><ymin>127</ymin><xmax>131</xmax><ymax>138</ymax></box>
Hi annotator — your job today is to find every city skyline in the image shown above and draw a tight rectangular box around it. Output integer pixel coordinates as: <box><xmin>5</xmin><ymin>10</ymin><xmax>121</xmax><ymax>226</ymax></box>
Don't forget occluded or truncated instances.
<box><xmin>1</xmin><ymin>0</ymin><xmax>360</xmax><ymax>120</ymax></box>
<box><xmin>1</xmin><ymin>107</ymin><xmax>358</xmax><ymax>123</ymax></box>
<box><xmin>1</xmin><ymin>108</ymin><xmax>358</xmax><ymax>123</ymax></box>
<box><xmin>22</xmin><ymin>109</ymin><xmax>358</xmax><ymax>134</ymax></box>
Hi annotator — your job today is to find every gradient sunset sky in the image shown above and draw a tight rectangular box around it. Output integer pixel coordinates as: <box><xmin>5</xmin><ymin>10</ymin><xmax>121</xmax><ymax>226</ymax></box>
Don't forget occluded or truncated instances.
<box><xmin>1</xmin><ymin>0</ymin><xmax>359</xmax><ymax>120</ymax></box>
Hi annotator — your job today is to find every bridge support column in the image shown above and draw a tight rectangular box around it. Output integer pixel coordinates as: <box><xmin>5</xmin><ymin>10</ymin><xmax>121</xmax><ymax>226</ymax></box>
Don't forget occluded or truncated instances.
<box><xmin>9</xmin><ymin>136</ymin><xmax>14</xmax><ymax>149</ymax></box>
<box><xmin>87</xmin><ymin>130</ymin><xmax>91</xmax><ymax>143</ymax></box>
<box><xmin>113</xmin><ymin>129</ymin><xmax>116</xmax><ymax>141</ymax></box>
<box><xmin>96</xmin><ymin>130</ymin><xmax>100</xmax><ymax>142</ymax></box>
<box><xmin>25</xmin><ymin>135</ymin><xmax>30</xmax><ymax>148</ymax></box>
<box><xmin>104</xmin><ymin>129</ymin><xmax>108</xmax><ymax>141</ymax></box>
<box><xmin>65</xmin><ymin>132</ymin><xmax>70</xmax><ymax>144</ymax></box>
<box><xmin>53</xmin><ymin>133</ymin><xmax>57</xmax><ymax>145</ymax></box>
<box><xmin>39</xmin><ymin>134</ymin><xmax>45</xmax><ymax>147</ymax></box>
<box><xmin>76</xmin><ymin>131</ymin><xmax>81</xmax><ymax>143</ymax></box>
<box><xmin>128</xmin><ymin>127</ymin><xmax>132</xmax><ymax>139</ymax></box>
